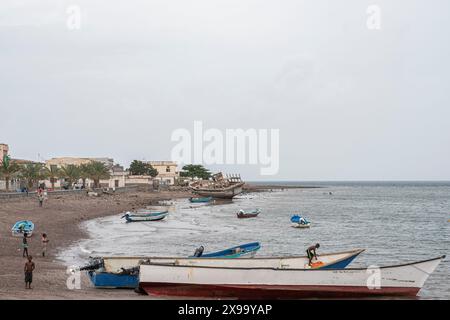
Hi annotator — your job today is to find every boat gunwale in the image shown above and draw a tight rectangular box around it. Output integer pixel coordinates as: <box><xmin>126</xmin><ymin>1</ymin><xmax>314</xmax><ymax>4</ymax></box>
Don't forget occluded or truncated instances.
<box><xmin>98</xmin><ymin>249</ymin><xmax>365</xmax><ymax>262</ymax></box>
<box><xmin>139</xmin><ymin>254</ymin><xmax>445</xmax><ymax>272</ymax></box>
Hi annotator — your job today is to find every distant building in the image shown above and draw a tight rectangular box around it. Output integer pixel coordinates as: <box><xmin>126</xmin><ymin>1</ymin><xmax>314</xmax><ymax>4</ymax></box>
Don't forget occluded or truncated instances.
<box><xmin>0</xmin><ymin>143</ymin><xmax>9</xmax><ymax>162</ymax></box>
<box><xmin>45</xmin><ymin>157</ymin><xmax>92</xmax><ymax>168</ymax></box>
<box><xmin>147</xmin><ymin>161</ymin><xmax>179</xmax><ymax>185</ymax></box>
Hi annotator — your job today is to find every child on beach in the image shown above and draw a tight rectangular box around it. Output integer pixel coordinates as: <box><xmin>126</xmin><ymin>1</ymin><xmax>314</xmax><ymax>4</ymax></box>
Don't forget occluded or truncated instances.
<box><xmin>38</xmin><ymin>192</ymin><xmax>44</xmax><ymax>207</ymax></box>
<box><xmin>41</xmin><ymin>233</ymin><xmax>49</xmax><ymax>257</ymax></box>
<box><xmin>22</xmin><ymin>233</ymin><xmax>29</xmax><ymax>257</ymax></box>
<box><xmin>24</xmin><ymin>256</ymin><xmax>35</xmax><ymax>289</ymax></box>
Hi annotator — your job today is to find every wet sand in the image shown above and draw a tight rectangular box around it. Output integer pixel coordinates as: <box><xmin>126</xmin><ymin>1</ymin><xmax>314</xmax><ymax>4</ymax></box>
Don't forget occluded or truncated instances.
<box><xmin>0</xmin><ymin>189</ymin><xmax>191</xmax><ymax>299</ymax></box>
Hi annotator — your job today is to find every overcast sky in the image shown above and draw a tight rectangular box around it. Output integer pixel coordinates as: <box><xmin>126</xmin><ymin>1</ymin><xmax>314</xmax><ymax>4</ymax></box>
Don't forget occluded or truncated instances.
<box><xmin>1</xmin><ymin>0</ymin><xmax>449</xmax><ymax>180</ymax></box>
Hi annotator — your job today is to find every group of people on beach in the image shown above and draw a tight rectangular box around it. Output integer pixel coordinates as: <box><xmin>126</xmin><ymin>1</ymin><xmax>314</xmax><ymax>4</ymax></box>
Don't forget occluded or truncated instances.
<box><xmin>21</xmin><ymin>232</ymin><xmax>49</xmax><ymax>289</ymax></box>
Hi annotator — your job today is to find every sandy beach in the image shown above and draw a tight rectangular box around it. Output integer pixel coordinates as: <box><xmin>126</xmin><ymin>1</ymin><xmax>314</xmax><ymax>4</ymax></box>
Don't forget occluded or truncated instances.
<box><xmin>0</xmin><ymin>188</ymin><xmax>192</xmax><ymax>299</ymax></box>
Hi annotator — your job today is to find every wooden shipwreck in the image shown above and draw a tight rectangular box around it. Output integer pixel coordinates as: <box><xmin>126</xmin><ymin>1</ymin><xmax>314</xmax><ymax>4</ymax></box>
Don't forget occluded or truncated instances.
<box><xmin>189</xmin><ymin>172</ymin><xmax>244</xmax><ymax>199</ymax></box>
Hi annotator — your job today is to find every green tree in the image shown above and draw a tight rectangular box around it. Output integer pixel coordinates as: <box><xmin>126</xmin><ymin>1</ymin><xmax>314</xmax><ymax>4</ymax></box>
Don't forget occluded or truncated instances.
<box><xmin>43</xmin><ymin>165</ymin><xmax>60</xmax><ymax>189</ymax></box>
<box><xmin>20</xmin><ymin>163</ymin><xmax>45</xmax><ymax>189</ymax></box>
<box><xmin>0</xmin><ymin>156</ymin><xmax>20</xmax><ymax>191</ymax></box>
<box><xmin>59</xmin><ymin>164</ymin><xmax>81</xmax><ymax>188</ymax></box>
<box><xmin>147</xmin><ymin>165</ymin><xmax>158</xmax><ymax>177</ymax></box>
<box><xmin>180</xmin><ymin>164</ymin><xmax>211</xmax><ymax>179</ymax></box>
<box><xmin>79</xmin><ymin>163</ymin><xmax>91</xmax><ymax>188</ymax></box>
<box><xmin>128</xmin><ymin>160</ymin><xmax>158</xmax><ymax>177</ymax></box>
<box><xmin>86</xmin><ymin>161</ymin><xmax>110</xmax><ymax>188</ymax></box>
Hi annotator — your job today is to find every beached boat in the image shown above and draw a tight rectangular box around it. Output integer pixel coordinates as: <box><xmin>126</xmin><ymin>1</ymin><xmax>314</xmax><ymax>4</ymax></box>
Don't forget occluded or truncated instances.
<box><xmin>291</xmin><ymin>215</ymin><xmax>310</xmax><ymax>228</ymax></box>
<box><xmin>122</xmin><ymin>210</ymin><xmax>168</xmax><ymax>217</ymax></box>
<box><xmin>189</xmin><ymin>197</ymin><xmax>212</xmax><ymax>203</ymax></box>
<box><xmin>83</xmin><ymin>249</ymin><xmax>364</xmax><ymax>288</ymax></box>
<box><xmin>139</xmin><ymin>255</ymin><xmax>445</xmax><ymax>298</ymax></box>
<box><xmin>121</xmin><ymin>211</ymin><xmax>168</xmax><ymax>222</ymax></box>
<box><xmin>190</xmin><ymin>173</ymin><xmax>244</xmax><ymax>199</ymax></box>
<box><xmin>237</xmin><ymin>209</ymin><xmax>260</xmax><ymax>218</ymax></box>
<box><xmin>11</xmin><ymin>220</ymin><xmax>34</xmax><ymax>237</ymax></box>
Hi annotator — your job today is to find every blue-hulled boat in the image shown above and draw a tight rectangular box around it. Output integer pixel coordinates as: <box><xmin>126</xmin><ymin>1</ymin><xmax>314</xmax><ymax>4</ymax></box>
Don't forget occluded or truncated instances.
<box><xmin>198</xmin><ymin>242</ymin><xmax>261</xmax><ymax>258</ymax></box>
<box><xmin>11</xmin><ymin>220</ymin><xmax>34</xmax><ymax>237</ymax></box>
<box><xmin>189</xmin><ymin>196</ymin><xmax>213</xmax><ymax>203</ymax></box>
<box><xmin>87</xmin><ymin>270</ymin><xmax>139</xmax><ymax>288</ymax></box>
<box><xmin>291</xmin><ymin>214</ymin><xmax>311</xmax><ymax>228</ymax></box>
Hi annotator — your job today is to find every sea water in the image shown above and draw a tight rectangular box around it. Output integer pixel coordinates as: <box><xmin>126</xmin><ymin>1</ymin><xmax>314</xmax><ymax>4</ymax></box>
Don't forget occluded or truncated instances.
<box><xmin>59</xmin><ymin>181</ymin><xmax>450</xmax><ymax>299</ymax></box>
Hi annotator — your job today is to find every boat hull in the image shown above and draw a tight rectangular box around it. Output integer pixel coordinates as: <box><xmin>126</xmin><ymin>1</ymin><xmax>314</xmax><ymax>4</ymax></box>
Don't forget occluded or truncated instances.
<box><xmin>88</xmin><ymin>271</ymin><xmax>138</xmax><ymax>288</ymax></box>
<box><xmin>140</xmin><ymin>283</ymin><xmax>420</xmax><ymax>299</ymax></box>
<box><xmin>139</xmin><ymin>256</ymin><xmax>444</xmax><ymax>298</ymax></box>
<box><xmin>124</xmin><ymin>212</ymin><xmax>168</xmax><ymax>222</ymax></box>
<box><xmin>192</xmin><ymin>183</ymin><xmax>244</xmax><ymax>199</ymax></box>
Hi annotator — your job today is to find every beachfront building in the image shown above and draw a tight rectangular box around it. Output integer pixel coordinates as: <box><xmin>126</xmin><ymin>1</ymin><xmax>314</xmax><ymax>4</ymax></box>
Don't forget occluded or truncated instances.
<box><xmin>0</xmin><ymin>143</ymin><xmax>9</xmax><ymax>162</ymax></box>
<box><xmin>44</xmin><ymin>157</ymin><xmax>118</xmax><ymax>189</ymax></box>
<box><xmin>147</xmin><ymin>161</ymin><xmax>179</xmax><ymax>185</ymax></box>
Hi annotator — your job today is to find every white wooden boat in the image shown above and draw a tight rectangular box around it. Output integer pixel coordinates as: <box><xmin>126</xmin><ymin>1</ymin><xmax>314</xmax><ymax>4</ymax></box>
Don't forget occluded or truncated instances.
<box><xmin>139</xmin><ymin>255</ymin><xmax>445</xmax><ymax>298</ymax></box>
<box><xmin>291</xmin><ymin>222</ymin><xmax>311</xmax><ymax>228</ymax></box>
<box><xmin>93</xmin><ymin>249</ymin><xmax>364</xmax><ymax>274</ymax></box>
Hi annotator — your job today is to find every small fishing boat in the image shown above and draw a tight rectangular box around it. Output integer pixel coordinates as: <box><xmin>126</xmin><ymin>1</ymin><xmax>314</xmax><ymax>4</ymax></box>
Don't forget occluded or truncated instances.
<box><xmin>122</xmin><ymin>210</ymin><xmax>168</xmax><ymax>217</ymax></box>
<box><xmin>237</xmin><ymin>209</ymin><xmax>260</xmax><ymax>218</ymax></box>
<box><xmin>189</xmin><ymin>196</ymin><xmax>213</xmax><ymax>203</ymax></box>
<box><xmin>198</xmin><ymin>242</ymin><xmax>261</xmax><ymax>258</ymax></box>
<box><xmin>291</xmin><ymin>215</ymin><xmax>310</xmax><ymax>228</ymax></box>
<box><xmin>82</xmin><ymin>249</ymin><xmax>364</xmax><ymax>288</ymax></box>
<box><xmin>139</xmin><ymin>255</ymin><xmax>445</xmax><ymax>298</ymax></box>
<box><xmin>121</xmin><ymin>211</ymin><xmax>168</xmax><ymax>222</ymax></box>
<box><xmin>11</xmin><ymin>220</ymin><xmax>34</xmax><ymax>237</ymax></box>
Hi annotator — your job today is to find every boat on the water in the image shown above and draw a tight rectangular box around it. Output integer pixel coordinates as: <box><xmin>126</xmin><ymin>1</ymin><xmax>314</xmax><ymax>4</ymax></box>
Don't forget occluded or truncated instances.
<box><xmin>11</xmin><ymin>220</ymin><xmax>34</xmax><ymax>237</ymax></box>
<box><xmin>237</xmin><ymin>209</ymin><xmax>260</xmax><ymax>218</ymax></box>
<box><xmin>189</xmin><ymin>197</ymin><xmax>212</xmax><ymax>203</ymax></box>
<box><xmin>83</xmin><ymin>249</ymin><xmax>364</xmax><ymax>288</ymax></box>
<box><xmin>291</xmin><ymin>215</ymin><xmax>310</xmax><ymax>228</ymax></box>
<box><xmin>139</xmin><ymin>255</ymin><xmax>445</xmax><ymax>298</ymax></box>
<box><xmin>190</xmin><ymin>172</ymin><xmax>244</xmax><ymax>199</ymax></box>
<box><xmin>122</xmin><ymin>210</ymin><xmax>168</xmax><ymax>217</ymax></box>
<box><xmin>121</xmin><ymin>211</ymin><xmax>168</xmax><ymax>222</ymax></box>
<box><xmin>196</xmin><ymin>242</ymin><xmax>261</xmax><ymax>258</ymax></box>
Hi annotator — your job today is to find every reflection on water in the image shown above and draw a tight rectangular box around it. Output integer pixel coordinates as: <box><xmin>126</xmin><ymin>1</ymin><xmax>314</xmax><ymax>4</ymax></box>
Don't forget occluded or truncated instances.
<box><xmin>60</xmin><ymin>182</ymin><xmax>450</xmax><ymax>299</ymax></box>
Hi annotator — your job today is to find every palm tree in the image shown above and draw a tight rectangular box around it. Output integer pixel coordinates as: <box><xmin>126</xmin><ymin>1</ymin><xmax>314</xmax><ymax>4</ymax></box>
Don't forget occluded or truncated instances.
<box><xmin>79</xmin><ymin>163</ymin><xmax>91</xmax><ymax>189</ymax></box>
<box><xmin>59</xmin><ymin>164</ymin><xmax>81</xmax><ymax>189</ymax></box>
<box><xmin>20</xmin><ymin>163</ymin><xmax>45</xmax><ymax>189</ymax></box>
<box><xmin>43</xmin><ymin>165</ymin><xmax>60</xmax><ymax>190</ymax></box>
<box><xmin>0</xmin><ymin>156</ymin><xmax>20</xmax><ymax>191</ymax></box>
<box><xmin>86</xmin><ymin>161</ymin><xmax>110</xmax><ymax>188</ymax></box>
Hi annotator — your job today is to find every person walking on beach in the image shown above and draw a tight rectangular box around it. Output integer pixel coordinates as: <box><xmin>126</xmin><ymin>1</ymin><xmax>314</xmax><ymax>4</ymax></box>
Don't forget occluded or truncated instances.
<box><xmin>24</xmin><ymin>256</ymin><xmax>35</xmax><ymax>289</ymax></box>
<box><xmin>38</xmin><ymin>192</ymin><xmax>44</xmax><ymax>207</ymax></box>
<box><xmin>22</xmin><ymin>232</ymin><xmax>29</xmax><ymax>258</ymax></box>
<box><xmin>41</xmin><ymin>233</ymin><xmax>49</xmax><ymax>257</ymax></box>
<box><xmin>306</xmin><ymin>243</ymin><xmax>320</xmax><ymax>266</ymax></box>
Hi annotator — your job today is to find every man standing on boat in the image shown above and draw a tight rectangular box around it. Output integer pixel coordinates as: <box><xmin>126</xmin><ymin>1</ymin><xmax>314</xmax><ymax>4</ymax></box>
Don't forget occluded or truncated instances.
<box><xmin>306</xmin><ymin>243</ymin><xmax>320</xmax><ymax>266</ymax></box>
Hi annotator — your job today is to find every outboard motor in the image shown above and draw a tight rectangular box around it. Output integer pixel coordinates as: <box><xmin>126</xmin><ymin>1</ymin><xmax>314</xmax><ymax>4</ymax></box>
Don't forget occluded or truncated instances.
<box><xmin>193</xmin><ymin>246</ymin><xmax>204</xmax><ymax>257</ymax></box>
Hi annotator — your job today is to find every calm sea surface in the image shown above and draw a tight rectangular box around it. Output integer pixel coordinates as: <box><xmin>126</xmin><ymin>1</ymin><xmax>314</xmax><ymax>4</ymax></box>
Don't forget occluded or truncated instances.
<box><xmin>60</xmin><ymin>181</ymin><xmax>450</xmax><ymax>299</ymax></box>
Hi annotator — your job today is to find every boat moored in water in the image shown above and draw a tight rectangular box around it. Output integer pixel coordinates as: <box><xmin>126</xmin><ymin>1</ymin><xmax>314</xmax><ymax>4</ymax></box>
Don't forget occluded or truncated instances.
<box><xmin>139</xmin><ymin>255</ymin><xmax>445</xmax><ymax>298</ymax></box>
<box><xmin>237</xmin><ymin>209</ymin><xmax>260</xmax><ymax>218</ymax></box>
<box><xmin>291</xmin><ymin>215</ymin><xmax>311</xmax><ymax>228</ymax></box>
<box><xmin>189</xmin><ymin>197</ymin><xmax>213</xmax><ymax>203</ymax></box>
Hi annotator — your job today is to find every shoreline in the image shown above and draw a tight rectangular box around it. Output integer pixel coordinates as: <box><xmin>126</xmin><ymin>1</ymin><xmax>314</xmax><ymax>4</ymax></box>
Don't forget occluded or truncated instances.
<box><xmin>0</xmin><ymin>184</ymin><xmax>303</xmax><ymax>299</ymax></box>
<box><xmin>0</xmin><ymin>188</ymin><xmax>192</xmax><ymax>299</ymax></box>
